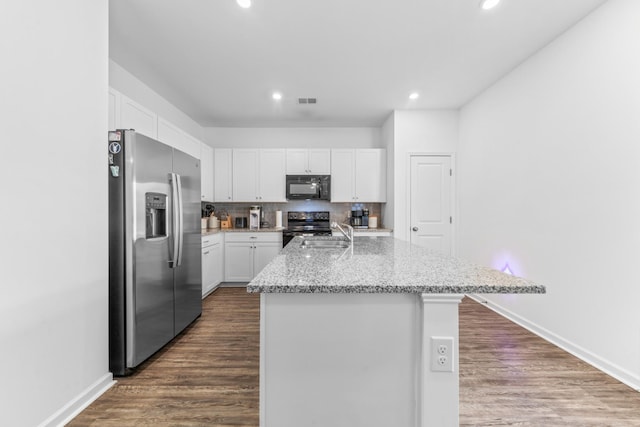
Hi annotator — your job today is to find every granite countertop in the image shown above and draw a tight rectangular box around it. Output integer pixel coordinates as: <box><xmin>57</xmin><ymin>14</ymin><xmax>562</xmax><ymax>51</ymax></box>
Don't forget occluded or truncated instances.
<box><xmin>247</xmin><ymin>236</ymin><xmax>545</xmax><ymax>294</ymax></box>
<box><xmin>201</xmin><ymin>228</ymin><xmax>222</xmax><ymax>236</ymax></box>
<box><xmin>352</xmin><ymin>228</ymin><xmax>393</xmax><ymax>233</ymax></box>
<box><xmin>202</xmin><ymin>227</ymin><xmax>284</xmax><ymax>236</ymax></box>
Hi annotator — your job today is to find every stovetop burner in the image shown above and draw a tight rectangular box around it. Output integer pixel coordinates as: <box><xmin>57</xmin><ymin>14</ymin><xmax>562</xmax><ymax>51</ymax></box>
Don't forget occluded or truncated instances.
<box><xmin>286</xmin><ymin>211</ymin><xmax>331</xmax><ymax>230</ymax></box>
<box><xmin>282</xmin><ymin>211</ymin><xmax>333</xmax><ymax>247</ymax></box>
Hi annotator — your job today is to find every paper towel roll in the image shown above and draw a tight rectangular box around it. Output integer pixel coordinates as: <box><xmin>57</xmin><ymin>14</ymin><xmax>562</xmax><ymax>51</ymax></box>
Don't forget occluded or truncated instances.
<box><xmin>275</xmin><ymin>210</ymin><xmax>283</xmax><ymax>228</ymax></box>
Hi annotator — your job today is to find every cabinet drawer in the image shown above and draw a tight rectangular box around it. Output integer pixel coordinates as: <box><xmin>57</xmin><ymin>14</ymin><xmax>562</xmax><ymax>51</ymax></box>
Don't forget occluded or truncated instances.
<box><xmin>202</xmin><ymin>233</ymin><xmax>223</xmax><ymax>248</ymax></box>
<box><xmin>224</xmin><ymin>232</ymin><xmax>282</xmax><ymax>243</ymax></box>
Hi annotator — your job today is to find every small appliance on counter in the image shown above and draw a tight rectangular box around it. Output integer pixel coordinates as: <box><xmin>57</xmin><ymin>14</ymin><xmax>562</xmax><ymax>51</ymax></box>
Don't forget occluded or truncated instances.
<box><xmin>235</xmin><ymin>217</ymin><xmax>248</xmax><ymax>229</ymax></box>
<box><xmin>250</xmin><ymin>205</ymin><xmax>261</xmax><ymax>230</ymax></box>
<box><xmin>350</xmin><ymin>204</ymin><xmax>369</xmax><ymax>228</ymax></box>
<box><xmin>260</xmin><ymin>208</ymin><xmax>270</xmax><ymax>228</ymax></box>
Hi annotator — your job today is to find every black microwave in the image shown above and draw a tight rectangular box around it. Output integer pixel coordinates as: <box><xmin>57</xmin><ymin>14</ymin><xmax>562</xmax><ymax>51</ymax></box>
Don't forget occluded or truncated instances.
<box><xmin>286</xmin><ymin>175</ymin><xmax>331</xmax><ymax>200</ymax></box>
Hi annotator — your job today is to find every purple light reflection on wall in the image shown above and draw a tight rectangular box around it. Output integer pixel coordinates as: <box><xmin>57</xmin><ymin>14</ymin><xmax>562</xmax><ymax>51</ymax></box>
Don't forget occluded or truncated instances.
<box><xmin>501</xmin><ymin>263</ymin><xmax>514</xmax><ymax>275</ymax></box>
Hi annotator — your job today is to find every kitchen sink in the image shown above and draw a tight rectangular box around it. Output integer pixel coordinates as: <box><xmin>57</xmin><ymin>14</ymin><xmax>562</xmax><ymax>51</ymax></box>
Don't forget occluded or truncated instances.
<box><xmin>300</xmin><ymin>238</ymin><xmax>350</xmax><ymax>249</ymax></box>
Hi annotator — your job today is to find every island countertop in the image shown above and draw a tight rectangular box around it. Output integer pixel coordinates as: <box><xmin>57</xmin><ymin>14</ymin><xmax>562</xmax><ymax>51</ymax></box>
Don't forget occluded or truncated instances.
<box><xmin>247</xmin><ymin>236</ymin><xmax>545</xmax><ymax>294</ymax></box>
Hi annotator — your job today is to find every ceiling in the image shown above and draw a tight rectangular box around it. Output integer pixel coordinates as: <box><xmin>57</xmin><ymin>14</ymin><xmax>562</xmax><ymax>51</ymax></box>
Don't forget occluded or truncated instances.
<box><xmin>109</xmin><ymin>0</ymin><xmax>607</xmax><ymax>128</ymax></box>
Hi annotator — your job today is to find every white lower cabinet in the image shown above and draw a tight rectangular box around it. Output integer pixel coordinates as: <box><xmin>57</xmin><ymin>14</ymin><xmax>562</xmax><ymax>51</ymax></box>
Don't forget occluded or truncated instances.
<box><xmin>224</xmin><ymin>232</ymin><xmax>282</xmax><ymax>282</ymax></box>
<box><xmin>202</xmin><ymin>234</ymin><xmax>223</xmax><ymax>297</ymax></box>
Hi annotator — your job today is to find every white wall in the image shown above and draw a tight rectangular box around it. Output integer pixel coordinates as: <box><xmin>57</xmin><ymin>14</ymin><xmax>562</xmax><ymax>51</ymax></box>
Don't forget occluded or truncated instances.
<box><xmin>381</xmin><ymin>113</ymin><xmax>395</xmax><ymax>229</ymax></box>
<box><xmin>458</xmin><ymin>0</ymin><xmax>640</xmax><ymax>389</ymax></box>
<box><xmin>389</xmin><ymin>110</ymin><xmax>459</xmax><ymax>241</ymax></box>
<box><xmin>110</xmin><ymin>60</ymin><xmax>205</xmax><ymax>140</ymax></box>
<box><xmin>0</xmin><ymin>2</ymin><xmax>112</xmax><ymax>426</ymax></box>
<box><xmin>204</xmin><ymin>126</ymin><xmax>381</xmax><ymax>149</ymax></box>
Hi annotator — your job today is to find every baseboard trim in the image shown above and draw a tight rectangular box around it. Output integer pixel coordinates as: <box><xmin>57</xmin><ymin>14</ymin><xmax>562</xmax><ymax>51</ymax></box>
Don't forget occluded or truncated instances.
<box><xmin>219</xmin><ymin>282</ymin><xmax>248</xmax><ymax>287</ymax></box>
<box><xmin>467</xmin><ymin>294</ymin><xmax>640</xmax><ymax>392</ymax></box>
<box><xmin>38</xmin><ymin>373</ymin><xmax>115</xmax><ymax>427</ymax></box>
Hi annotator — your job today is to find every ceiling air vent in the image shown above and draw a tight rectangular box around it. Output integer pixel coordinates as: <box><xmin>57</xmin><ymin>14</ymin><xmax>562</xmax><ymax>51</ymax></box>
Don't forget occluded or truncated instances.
<box><xmin>298</xmin><ymin>98</ymin><xmax>317</xmax><ymax>104</ymax></box>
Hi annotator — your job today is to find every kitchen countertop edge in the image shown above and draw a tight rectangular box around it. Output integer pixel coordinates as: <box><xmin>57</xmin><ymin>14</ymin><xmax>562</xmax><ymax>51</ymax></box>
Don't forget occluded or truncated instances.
<box><xmin>202</xmin><ymin>227</ymin><xmax>284</xmax><ymax>235</ymax></box>
<box><xmin>247</xmin><ymin>236</ymin><xmax>546</xmax><ymax>295</ymax></box>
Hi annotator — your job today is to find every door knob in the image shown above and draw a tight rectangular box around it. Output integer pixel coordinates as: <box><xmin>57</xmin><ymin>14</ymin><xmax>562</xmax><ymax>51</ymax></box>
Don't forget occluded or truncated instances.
<box><xmin>412</xmin><ymin>227</ymin><xmax>418</xmax><ymax>231</ymax></box>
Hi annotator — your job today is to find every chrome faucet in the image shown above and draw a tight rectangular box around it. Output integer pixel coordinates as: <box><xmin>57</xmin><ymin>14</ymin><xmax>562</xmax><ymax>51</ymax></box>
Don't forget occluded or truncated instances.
<box><xmin>331</xmin><ymin>221</ymin><xmax>353</xmax><ymax>243</ymax></box>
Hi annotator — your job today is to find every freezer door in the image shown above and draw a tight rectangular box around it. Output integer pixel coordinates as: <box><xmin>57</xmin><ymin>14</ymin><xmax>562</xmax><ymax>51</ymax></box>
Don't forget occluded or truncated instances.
<box><xmin>128</xmin><ymin>132</ymin><xmax>176</xmax><ymax>367</ymax></box>
<box><xmin>172</xmin><ymin>148</ymin><xmax>203</xmax><ymax>333</ymax></box>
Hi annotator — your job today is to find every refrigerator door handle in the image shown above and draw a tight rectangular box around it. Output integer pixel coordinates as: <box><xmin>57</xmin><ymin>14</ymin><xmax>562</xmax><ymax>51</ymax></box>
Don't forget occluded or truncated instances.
<box><xmin>175</xmin><ymin>173</ymin><xmax>184</xmax><ymax>267</ymax></box>
<box><xmin>170</xmin><ymin>172</ymin><xmax>180</xmax><ymax>268</ymax></box>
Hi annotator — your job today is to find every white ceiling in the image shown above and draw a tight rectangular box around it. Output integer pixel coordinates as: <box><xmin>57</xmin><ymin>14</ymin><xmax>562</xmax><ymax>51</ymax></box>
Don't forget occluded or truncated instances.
<box><xmin>109</xmin><ymin>0</ymin><xmax>607</xmax><ymax>127</ymax></box>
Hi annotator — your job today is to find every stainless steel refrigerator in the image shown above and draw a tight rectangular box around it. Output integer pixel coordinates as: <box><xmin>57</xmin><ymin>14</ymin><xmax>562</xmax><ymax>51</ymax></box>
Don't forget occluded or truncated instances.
<box><xmin>108</xmin><ymin>129</ymin><xmax>202</xmax><ymax>376</ymax></box>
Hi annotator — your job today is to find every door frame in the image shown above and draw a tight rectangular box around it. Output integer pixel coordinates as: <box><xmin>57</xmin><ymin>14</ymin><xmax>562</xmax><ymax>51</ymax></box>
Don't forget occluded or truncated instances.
<box><xmin>406</xmin><ymin>152</ymin><xmax>457</xmax><ymax>257</ymax></box>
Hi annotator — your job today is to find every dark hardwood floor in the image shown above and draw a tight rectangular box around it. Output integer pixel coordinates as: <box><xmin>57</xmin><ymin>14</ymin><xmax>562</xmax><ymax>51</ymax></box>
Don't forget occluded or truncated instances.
<box><xmin>458</xmin><ymin>298</ymin><xmax>640</xmax><ymax>426</ymax></box>
<box><xmin>69</xmin><ymin>287</ymin><xmax>260</xmax><ymax>427</ymax></box>
<box><xmin>69</xmin><ymin>288</ymin><xmax>640</xmax><ymax>426</ymax></box>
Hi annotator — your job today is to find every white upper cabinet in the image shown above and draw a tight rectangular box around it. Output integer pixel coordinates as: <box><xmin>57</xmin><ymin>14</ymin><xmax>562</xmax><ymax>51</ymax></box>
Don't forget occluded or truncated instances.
<box><xmin>214</xmin><ymin>148</ymin><xmax>233</xmax><ymax>202</ymax></box>
<box><xmin>120</xmin><ymin>94</ymin><xmax>157</xmax><ymax>139</ymax></box>
<box><xmin>110</xmin><ymin>87</ymin><xmax>201</xmax><ymax>159</ymax></box>
<box><xmin>331</xmin><ymin>149</ymin><xmax>386</xmax><ymax>203</ymax></box>
<box><xmin>232</xmin><ymin>149</ymin><xmax>259</xmax><ymax>202</ymax></box>
<box><xmin>355</xmin><ymin>149</ymin><xmax>386</xmax><ymax>202</ymax></box>
<box><xmin>233</xmin><ymin>149</ymin><xmax>286</xmax><ymax>202</ymax></box>
<box><xmin>286</xmin><ymin>149</ymin><xmax>331</xmax><ymax>174</ymax></box>
<box><xmin>157</xmin><ymin>118</ymin><xmax>201</xmax><ymax>159</ymax></box>
<box><xmin>108</xmin><ymin>88</ymin><xmax>120</xmax><ymax>131</ymax></box>
<box><xmin>200</xmin><ymin>144</ymin><xmax>214</xmax><ymax>201</ymax></box>
<box><xmin>259</xmin><ymin>149</ymin><xmax>287</xmax><ymax>201</ymax></box>
<box><xmin>330</xmin><ymin>149</ymin><xmax>355</xmax><ymax>202</ymax></box>
<box><xmin>181</xmin><ymin>130</ymin><xmax>204</xmax><ymax>160</ymax></box>
<box><xmin>157</xmin><ymin>117</ymin><xmax>184</xmax><ymax>149</ymax></box>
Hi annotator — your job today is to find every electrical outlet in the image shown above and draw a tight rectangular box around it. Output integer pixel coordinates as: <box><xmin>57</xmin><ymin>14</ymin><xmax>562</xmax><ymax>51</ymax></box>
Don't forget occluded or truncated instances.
<box><xmin>431</xmin><ymin>337</ymin><xmax>454</xmax><ymax>372</ymax></box>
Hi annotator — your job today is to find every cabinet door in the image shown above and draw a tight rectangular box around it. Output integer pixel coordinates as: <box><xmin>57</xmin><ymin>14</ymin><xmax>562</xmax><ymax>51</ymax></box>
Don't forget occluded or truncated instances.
<box><xmin>259</xmin><ymin>149</ymin><xmax>286</xmax><ymax>202</ymax></box>
<box><xmin>182</xmin><ymin>133</ymin><xmax>203</xmax><ymax>160</ymax></box>
<box><xmin>214</xmin><ymin>148</ymin><xmax>233</xmax><ymax>202</ymax></box>
<box><xmin>202</xmin><ymin>245</ymin><xmax>216</xmax><ymax>296</ymax></box>
<box><xmin>120</xmin><ymin>95</ymin><xmax>157</xmax><ymax>138</ymax></box>
<box><xmin>286</xmin><ymin>149</ymin><xmax>308</xmax><ymax>174</ymax></box>
<box><xmin>211</xmin><ymin>242</ymin><xmax>223</xmax><ymax>288</ymax></box>
<box><xmin>158</xmin><ymin>118</ymin><xmax>187</xmax><ymax>153</ymax></box>
<box><xmin>233</xmin><ymin>149</ymin><xmax>259</xmax><ymax>202</ymax></box>
<box><xmin>355</xmin><ymin>149</ymin><xmax>386</xmax><ymax>202</ymax></box>
<box><xmin>200</xmin><ymin>144</ymin><xmax>214</xmax><ymax>201</ymax></box>
<box><xmin>331</xmin><ymin>149</ymin><xmax>355</xmax><ymax>202</ymax></box>
<box><xmin>224</xmin><ymin>243</ymin><xmax>254</xmax><ymax>282</ymax></box>
<box><xmin>254</xmin><ymin>243</ymin><xmax>281</xmax><ymax>277</ymax></box>
<box><xmin>108</xmin><ymin>88</ymin><xmax>120</xmax><ymax>131</ymax></box>
<box><xmin>308</xmin><ymin>149</ymin><xmax>331</xmax><ymax>174</ymax></box>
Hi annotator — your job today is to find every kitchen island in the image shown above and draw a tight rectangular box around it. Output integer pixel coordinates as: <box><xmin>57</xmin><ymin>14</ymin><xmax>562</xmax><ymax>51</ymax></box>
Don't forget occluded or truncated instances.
<box><xmin>248</xmin><ymin>236</ymin><xmax>545</xmax><ymax>427</ymax></box>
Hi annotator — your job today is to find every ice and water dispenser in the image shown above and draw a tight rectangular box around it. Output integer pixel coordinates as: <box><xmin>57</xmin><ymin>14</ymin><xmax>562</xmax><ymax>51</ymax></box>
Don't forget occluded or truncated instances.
<box><xmin>145</xmin><ymin>192</ymin><xmax>167</xmax><ymax>239</ymax></box>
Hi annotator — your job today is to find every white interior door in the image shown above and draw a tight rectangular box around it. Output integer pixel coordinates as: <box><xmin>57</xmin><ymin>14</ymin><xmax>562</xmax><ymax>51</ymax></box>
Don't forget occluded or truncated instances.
<box><xmin>410</xmin><ymin>155</ymin><xmax>452</xmax><ymax>255</ymax></box>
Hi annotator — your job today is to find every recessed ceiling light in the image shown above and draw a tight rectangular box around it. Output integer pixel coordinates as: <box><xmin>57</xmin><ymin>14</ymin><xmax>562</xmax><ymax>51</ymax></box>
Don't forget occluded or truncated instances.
<box><xmin>409</xmin><ymin>92</ymin><xmax>419</xmax><ymax>100</ymax></box>
<box><xmin>237</xmin><ymin>0</ymin><xmax>251</xmax><ymax>9</ymax></box>
<box><xmin>272</xmin><ymin>92</ymin><xmax>282</xmax><ymax>101</ymax></box>
<box><xmin>480</xmin><ymin>0</ymin><xmax>500</xmax><ymax>10</ymax></box>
